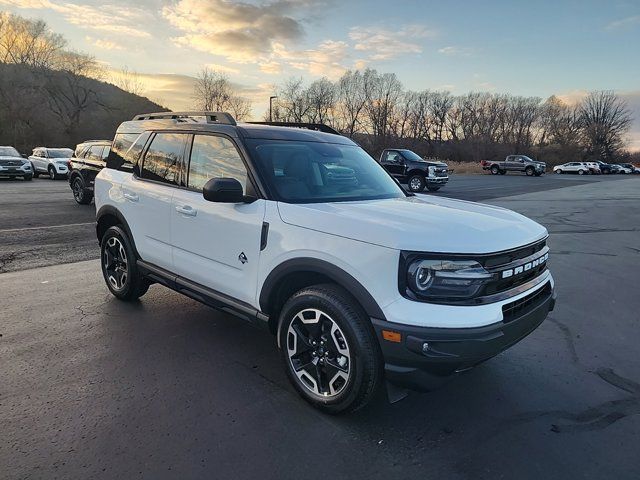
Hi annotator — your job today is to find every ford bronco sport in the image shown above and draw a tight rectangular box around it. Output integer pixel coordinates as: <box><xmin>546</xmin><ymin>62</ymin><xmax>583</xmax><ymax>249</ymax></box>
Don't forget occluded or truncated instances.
<box><xmin>95</xmin><ymin>112</ymin><xmax>556</xmax><ymax>414</ymax></box>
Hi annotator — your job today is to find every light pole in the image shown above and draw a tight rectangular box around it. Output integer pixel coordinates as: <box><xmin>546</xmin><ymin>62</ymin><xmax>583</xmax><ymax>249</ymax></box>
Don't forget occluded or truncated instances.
<box><xmin>269</xmin><ymin>95</ymin><xmax>277</xmax><ymax>122</ymax></box>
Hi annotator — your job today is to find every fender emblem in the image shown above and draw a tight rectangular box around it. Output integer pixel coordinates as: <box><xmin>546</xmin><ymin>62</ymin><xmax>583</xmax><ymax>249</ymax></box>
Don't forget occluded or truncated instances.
<box><xmin>238</xmin><ymin>252</ymin><xmax>248</xmax><ymax>264</ymax></box>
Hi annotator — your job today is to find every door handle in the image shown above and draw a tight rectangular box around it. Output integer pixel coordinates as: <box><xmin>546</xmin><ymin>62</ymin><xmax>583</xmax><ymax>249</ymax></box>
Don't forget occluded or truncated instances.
<box><xmin>123</xmin><ymin>192</ymin><xmax>139</xmax><ymax>202</ymax></box>
<box><xmin>175</xmin><ymin>205</ymin><xmax>197</xmax><ymax>217</ymax></box>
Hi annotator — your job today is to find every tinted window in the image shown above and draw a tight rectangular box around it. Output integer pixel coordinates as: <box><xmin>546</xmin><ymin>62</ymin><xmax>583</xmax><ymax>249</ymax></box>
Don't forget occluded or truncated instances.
<box><xmin>107</xmin><ymin>132</ymin><xmax>150</xmax><ymax>171</ymax></box>
<box><xmin>47</xmin><ymin>148</ymin><xmax>73</xmax><ymax>158</ymax></box>
<box><xmin>187</xmin><ymin>135</ymin><xmax>247</xmax><ymax>191</ymax></box>
<box><xmin>101</xmin><ymin>147</ymin><xmax>110</xmax><ymax>160</ymax></box>
<box><xmin>141</xmin><ymin>133</ymin><xmax>187</xmax><ymax>185</ymax></box>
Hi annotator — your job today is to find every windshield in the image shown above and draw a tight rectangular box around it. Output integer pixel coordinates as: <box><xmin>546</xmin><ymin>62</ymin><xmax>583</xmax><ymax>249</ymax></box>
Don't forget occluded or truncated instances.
<box><xmin>400</xmin><ymin>150</ymin><xmax>424</xmax><ymax>162</ymax></box>
<box><xmin>247</xmin><ymin>139</ymin><xmax>406</xmax><ymax>203</ymax></box>
<box><xmin>0</xmin><ymin>147</ymin><xmax>21</xmax><ymax>157</ymax></box>
<box><xmin>47</xmin><ymin>148</ymin><xmax>73</xmax><ymax>158</ymax></box>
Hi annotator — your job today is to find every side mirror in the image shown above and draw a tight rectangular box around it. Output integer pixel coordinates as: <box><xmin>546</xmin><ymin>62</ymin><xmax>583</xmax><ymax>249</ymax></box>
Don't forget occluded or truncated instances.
<box><xmin>203</xmin><ymin>177</ymin><xmax>245</xmax><ymax>203</ymax></box>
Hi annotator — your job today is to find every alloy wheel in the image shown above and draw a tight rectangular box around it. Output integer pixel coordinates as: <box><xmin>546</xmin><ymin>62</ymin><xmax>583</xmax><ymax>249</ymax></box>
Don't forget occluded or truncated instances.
<box><xmin>72</xmin><ymin>178</ymin><xmax>84</xmax><ymax>202</ymax></box>
<box><xmin>286</xmin><ymin>308</ymin><xmax>351</xmax><ymax>398</ymax></box>
<box><xmin>409</xmin><ymin>177</ymin><xmax>422</xmax><ymax>191</ymax></box>
<box><xmin>103</xmin><ymin>237</ymin><xmax>128</xmax><ymax>291</ymax></box>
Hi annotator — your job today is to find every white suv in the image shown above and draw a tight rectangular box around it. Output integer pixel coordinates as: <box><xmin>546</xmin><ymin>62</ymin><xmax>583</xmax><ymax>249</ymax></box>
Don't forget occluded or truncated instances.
<box><xmin>94</xmin><ymin>112</ymin><xmax>556</xmax><ymax>413</ymax></box>
<box><xmin>29</xmin><ymin>147</ymin><xmax>74</xmax><ymax>179</ymax></box>
<box><xmin>553</xmin><ymin>162</ymin><xmax>589</xmax><ymax>175</ymax></box>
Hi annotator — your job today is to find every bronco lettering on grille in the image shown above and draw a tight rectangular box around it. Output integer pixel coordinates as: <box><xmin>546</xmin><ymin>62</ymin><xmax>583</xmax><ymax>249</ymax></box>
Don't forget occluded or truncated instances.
<box><xmin>501</xmin><ymin>253</ymin><xmax>548</xmax><ymax>279</ymax></box>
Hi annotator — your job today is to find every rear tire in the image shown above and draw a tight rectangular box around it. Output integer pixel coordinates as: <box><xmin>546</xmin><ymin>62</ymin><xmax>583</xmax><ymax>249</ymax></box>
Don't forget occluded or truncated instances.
<box><xmin>407</xmin><ymin>174</ymin><xmax>425</xmax><ymax>192</ymax></box>
<box><xmin>578</xmin><ymin>169</ymin><xmax>584</xmax><ymax>175</ymax></box>
<box><xmin>278</xmin><ymin>284</ymin><xmax>382</xmax><ymax>414</ymax></box>
<box><xmin>100</xmin><ymin>226</ymin><xmax>149</xmax><ymax>301</ymax></box>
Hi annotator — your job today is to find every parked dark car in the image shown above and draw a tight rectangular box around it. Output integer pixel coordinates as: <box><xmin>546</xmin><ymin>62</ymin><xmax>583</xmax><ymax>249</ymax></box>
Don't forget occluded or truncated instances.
<box><xmin>379</xmin><ymin>149</ymin><xmax>448</xmax><ymax>192</ymax></box>
<box><xmin>481</xmin><ymin>155</ymin><xmax>546</xmax><ymax>176</ymax></box>
<box><xmin>595</xmin><ymin>161</ymin><xmax>613</xmax><ymax>174</ymax></box>
<box><xmin>68</xmin><ymin>140</ymin><xmax>110</xmax><ymax>204</ymax></box>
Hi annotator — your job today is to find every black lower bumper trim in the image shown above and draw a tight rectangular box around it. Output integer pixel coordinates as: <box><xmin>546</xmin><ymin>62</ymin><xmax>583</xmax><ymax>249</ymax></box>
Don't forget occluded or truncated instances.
<box><xmin>372</xmin><ymin>284</ymin><xmax>556</xmax><ymax>391</ymax></box>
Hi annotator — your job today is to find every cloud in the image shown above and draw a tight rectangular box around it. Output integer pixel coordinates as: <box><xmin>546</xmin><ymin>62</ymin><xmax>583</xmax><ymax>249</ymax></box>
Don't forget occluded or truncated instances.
<box><xmin>0</xmin><ymin>0</ymin><xmax>152</xmax><ymax>38</ymax></box>
<box><xmin>438</xmin><ymin>46</ymin><xmax>473</xmax><ymax>56</ymax></box>
<box><xmin>85</xmin><ymin>36</ymin><xmax>123</xmax><ymax>50</ymax></box>
<box><xmin>349</xmin><ymin>24</ymin><xmax>434</xmax><ymax>61</ymax></box>
<box><xmin>163</xmin><ymin>0</ymin><xmax>329</xmax><ymax>63</ymax></box>
<box><xmin>606</xmin><ymin>15</ymin><xmax>640</xmax><ymax>30</ymax></box>
<box><xmin>273</xmin><ymin>40</ymin><xmax>349</xmax><ymax>79</ymax></box>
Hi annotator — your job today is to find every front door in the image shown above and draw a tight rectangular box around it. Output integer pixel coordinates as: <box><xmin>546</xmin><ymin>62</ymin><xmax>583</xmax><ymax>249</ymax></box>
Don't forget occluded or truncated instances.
<box><xmin>380</xmin><ymin>150</ymin><xmax>404</xmax><ymax>178</ymax></box>
<box><xmin>171</xmin><ymin>133</ymin><xmax>266</xmax><ymax>305</ymax></box>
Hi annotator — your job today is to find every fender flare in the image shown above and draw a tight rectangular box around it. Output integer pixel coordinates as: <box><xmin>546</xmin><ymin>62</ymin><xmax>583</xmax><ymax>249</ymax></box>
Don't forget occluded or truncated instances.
<box><xmin>259</xmin><ymin>257</ymin><xmax>386</xmax><ymax>320</ymax></box>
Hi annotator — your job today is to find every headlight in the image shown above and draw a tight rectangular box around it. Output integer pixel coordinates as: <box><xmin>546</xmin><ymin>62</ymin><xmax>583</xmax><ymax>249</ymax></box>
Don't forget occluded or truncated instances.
<box><xmin>405</xmin><ymin>258</ymin><xmax>493</xmax><ymax>301</ymax></box>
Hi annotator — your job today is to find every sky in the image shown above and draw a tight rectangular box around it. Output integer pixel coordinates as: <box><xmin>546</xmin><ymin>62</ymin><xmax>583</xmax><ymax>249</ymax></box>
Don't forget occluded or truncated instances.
<box><xmin>1</xmin><ymin>0</ymin><xmax>639</xmax><ymax>149</ymax></box>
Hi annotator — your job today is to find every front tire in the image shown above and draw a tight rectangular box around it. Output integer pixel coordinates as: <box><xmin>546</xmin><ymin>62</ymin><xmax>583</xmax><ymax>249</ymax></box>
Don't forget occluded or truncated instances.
<box><xmin>555</xmin><ymin>169</ymin><xmax>563</xmax><ymax>174</ymax></box>
<box><xmin>48</xmin><ymin>166</ymin><xmax>57</xmax><ymax>180</ymax></box>
<box><xmin>407</xmin><ymin>174</ymin><xmax>425</xmax><ymax>192</ymax></box>
<box><xmin>578</xmin><ymin>169</ymin><xmax>585</xmax><ymax>175</ymax></box>
<box><xmin>278</xmin><ymin>284</ymin><xmax>382</xmax><ymax>414</ymax></box>
<box><xmin>32</xmin><ymin>164</ymin><xmax>39</xmax><ymax>178</ymax></box>
<box><xmin>100</xmin><ymin>226</ymin><xmax>149</xmax><ymax>301</ymax></box>
<box><xmin>525</xmin><ymin>166</ymin><xmax>534</xmax><ymax>176</ymax></box>
<box><xmin>490</xmin><ymin>165</ymin><xmax>499</xmax><ymax>175</ymax></box>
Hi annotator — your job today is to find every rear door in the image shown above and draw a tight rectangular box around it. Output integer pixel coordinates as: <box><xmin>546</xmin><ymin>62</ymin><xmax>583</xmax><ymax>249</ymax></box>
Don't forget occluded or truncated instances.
<box><xmin>170</xmin><ymin>133</ymin><xmax>266</xmax><ymax>304</ymax></box>
<box><xmin>122</xmin><ymin>132</ymin><xmax>188</xmax><ymax>271</ymax></box>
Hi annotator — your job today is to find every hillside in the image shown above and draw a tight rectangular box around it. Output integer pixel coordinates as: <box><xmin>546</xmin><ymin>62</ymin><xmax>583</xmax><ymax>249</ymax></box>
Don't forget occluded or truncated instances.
<box><xmin>0</xmin><ymin>62</ymin><xmax>167</xmax><ymax>153</ymax></box>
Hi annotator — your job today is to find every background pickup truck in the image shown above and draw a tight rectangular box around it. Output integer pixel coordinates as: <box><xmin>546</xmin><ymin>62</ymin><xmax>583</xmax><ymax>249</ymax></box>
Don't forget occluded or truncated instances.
<box><xmin>481</xmin><ymin>155</ymin><xmax>546</xmax><ymax>176</ymax></box>
<box><xmin>379</xmin><ymin>148</ymin><xmax>449</xmax><ymax>192</ymax></box>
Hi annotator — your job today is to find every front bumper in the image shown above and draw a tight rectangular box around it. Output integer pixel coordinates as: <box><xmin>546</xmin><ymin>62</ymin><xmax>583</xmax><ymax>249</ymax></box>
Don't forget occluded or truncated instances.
<box><xmin>427</xmin><ymin>176</ymin><xmax>448</xmax><ymax>185</ymax></box>
<box><xmin>372</xmin><ymin>280</ymin><xmax>556</xmax><ymax>391</ymax></box>
<box><xmin>0</xmin><ymin>166</ymin><xmax>32</xmax><ymax>177</ymax></box>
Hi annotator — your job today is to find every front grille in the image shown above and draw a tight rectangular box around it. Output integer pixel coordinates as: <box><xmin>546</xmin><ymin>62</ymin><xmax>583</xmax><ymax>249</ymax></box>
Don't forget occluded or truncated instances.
<box><xmin>502</xmin><ymin>282</ymin><xmax>552</xmax><ymax>322</ymax></box>
<box><xmin>435</xmin><ymin>169</ymin><xmax>448</xmax><ymax>177</ymax></box>
<box><xmin>480</xmin><ymin>238</ymin><xmax>549</xmax><ymax>296</ymax></box>
<box><xmin>0</xmin><ymin>160</ymin><xmax>22</xmax><ymax>166</ymax></box>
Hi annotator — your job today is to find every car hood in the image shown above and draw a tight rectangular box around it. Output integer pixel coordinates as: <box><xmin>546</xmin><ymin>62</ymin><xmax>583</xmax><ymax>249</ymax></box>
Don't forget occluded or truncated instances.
<box><xmin>277</xmin><ymin>195</ymin><xmax>547</xmax><ymax>253</ymax></box>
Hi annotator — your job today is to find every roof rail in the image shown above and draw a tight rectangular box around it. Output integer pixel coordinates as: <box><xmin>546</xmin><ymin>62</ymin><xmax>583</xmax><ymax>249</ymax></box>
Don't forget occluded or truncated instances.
<box><xmin>81</xmin><ymin>139</ymin><xmax>111</xmax><ymax>143</ymax></box>
<box><xmin>133</xmin><ymin>111</ymin><xmax>237</xmax><ymax>125</ymax></box>
<box><xmin>247</xmin><ymin>122</ymin><xmax>340</xmax><ymax>135</ymax></box>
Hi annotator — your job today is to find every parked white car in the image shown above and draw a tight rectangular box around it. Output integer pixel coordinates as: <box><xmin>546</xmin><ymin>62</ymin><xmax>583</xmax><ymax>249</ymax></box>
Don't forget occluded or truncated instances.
<box><xmin>95</xmin><ymin>112</ymin><xmax>556</xmax><ymax>413</ymax></box>
<box><xmin>29</xmin><ymin>147</ymin><xmax>74</xmax><ymax>179</ymax></box>
<box><xmin>553</xmin><ymin>162</ymin><xmax>589</xmax><ymax>175</ymax></box>
<box><xmin>584</xmin><ymin>162</ymin><xmax>601</xmax><ymax>174</ymax></box>
<box><xmin>0</xmin><ymin>146</ymin><xmax>32</xmax><ymax>180</ymax></box>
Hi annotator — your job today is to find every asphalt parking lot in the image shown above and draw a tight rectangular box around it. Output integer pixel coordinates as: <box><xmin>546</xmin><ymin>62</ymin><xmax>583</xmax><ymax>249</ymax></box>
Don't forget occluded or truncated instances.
<box><xmin>1</xmin><ymin>173</ymin><xmax>639</xmax><ymax>479</ymax></box>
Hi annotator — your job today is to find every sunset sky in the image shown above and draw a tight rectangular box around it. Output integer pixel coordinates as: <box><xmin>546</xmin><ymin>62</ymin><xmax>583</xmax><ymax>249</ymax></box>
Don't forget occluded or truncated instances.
<box><xmin>1</xmin><ymin>0</ymin><xmax>639</xmax><ymax>148</ymax></box>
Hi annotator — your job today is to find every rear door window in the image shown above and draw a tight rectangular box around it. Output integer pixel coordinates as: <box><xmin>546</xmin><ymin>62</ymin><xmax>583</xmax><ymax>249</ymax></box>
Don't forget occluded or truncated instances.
<box><xmin>140</xmin><ymin>133</ymin><xmax>188</xmax><ymax>186</ymax></box>
<box><xmin>87</xmin><ymin>146</ymin><xmax>104</xmax><ymax>162</ymax></box>
<box><xmin>107</xmin><ymin>132</ymin><xmax>150</xmax><ymax>172</ymax></box>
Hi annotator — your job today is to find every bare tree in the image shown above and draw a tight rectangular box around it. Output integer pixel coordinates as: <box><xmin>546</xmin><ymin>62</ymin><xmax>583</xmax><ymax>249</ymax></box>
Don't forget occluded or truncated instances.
<box><xmin>192</xmin><ymin>67</ymin><xmax>253</xmax><ymax>119</ymax></box>
<box><xmin>306</xmin><ymin>78</ymin><xmax>336</xmax><ymax>125</ymax></box>
<box><xmin>579</xmin><ymin>90</ymin><xmax>633</xmax><ymax>161</ymax></box>
<box><xmin>110</xmin><ymin>67</ymin><xmax>146</xmax><ymax>96</ymax></box>
<box><xmin>276</xmin><ymin>78</ymin><xmax>311</xmax><ymax>122</ymax></box>
<box><xmin>0</xmin><ymin>13</ymin><xmax>65</xmax><ymax>68</ymax></box>
<box><xmin>336</xmin><ymin>70</ymin><xmax>367</xmax><ymax>137</ymax></box>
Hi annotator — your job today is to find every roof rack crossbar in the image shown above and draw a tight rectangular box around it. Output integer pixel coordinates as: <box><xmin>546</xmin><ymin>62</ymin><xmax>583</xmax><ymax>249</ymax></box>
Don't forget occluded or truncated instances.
<box><xmin>247</xmin><ymin>122</ymin><xmax>340</xmax><ymax>135</ymax></box>
<box><xmin>133</xmin><ymin>111</ymin><xmax>237</xmax><ymax>126</ymax></box>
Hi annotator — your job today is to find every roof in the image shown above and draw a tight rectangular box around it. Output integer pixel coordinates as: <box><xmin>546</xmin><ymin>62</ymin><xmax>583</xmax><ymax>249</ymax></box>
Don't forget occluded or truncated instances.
<box><xmin>115</xmin><ymin>115</ymin><xmax>355</xmax><ymax>146</ymax></box>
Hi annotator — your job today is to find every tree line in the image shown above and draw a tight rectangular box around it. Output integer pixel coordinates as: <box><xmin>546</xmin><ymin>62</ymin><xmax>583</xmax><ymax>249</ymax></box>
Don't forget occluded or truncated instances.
<box><xmin>269</xmin><ymin>71</ymin><xmax>635</xmax><ymax>164</ymax></box>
